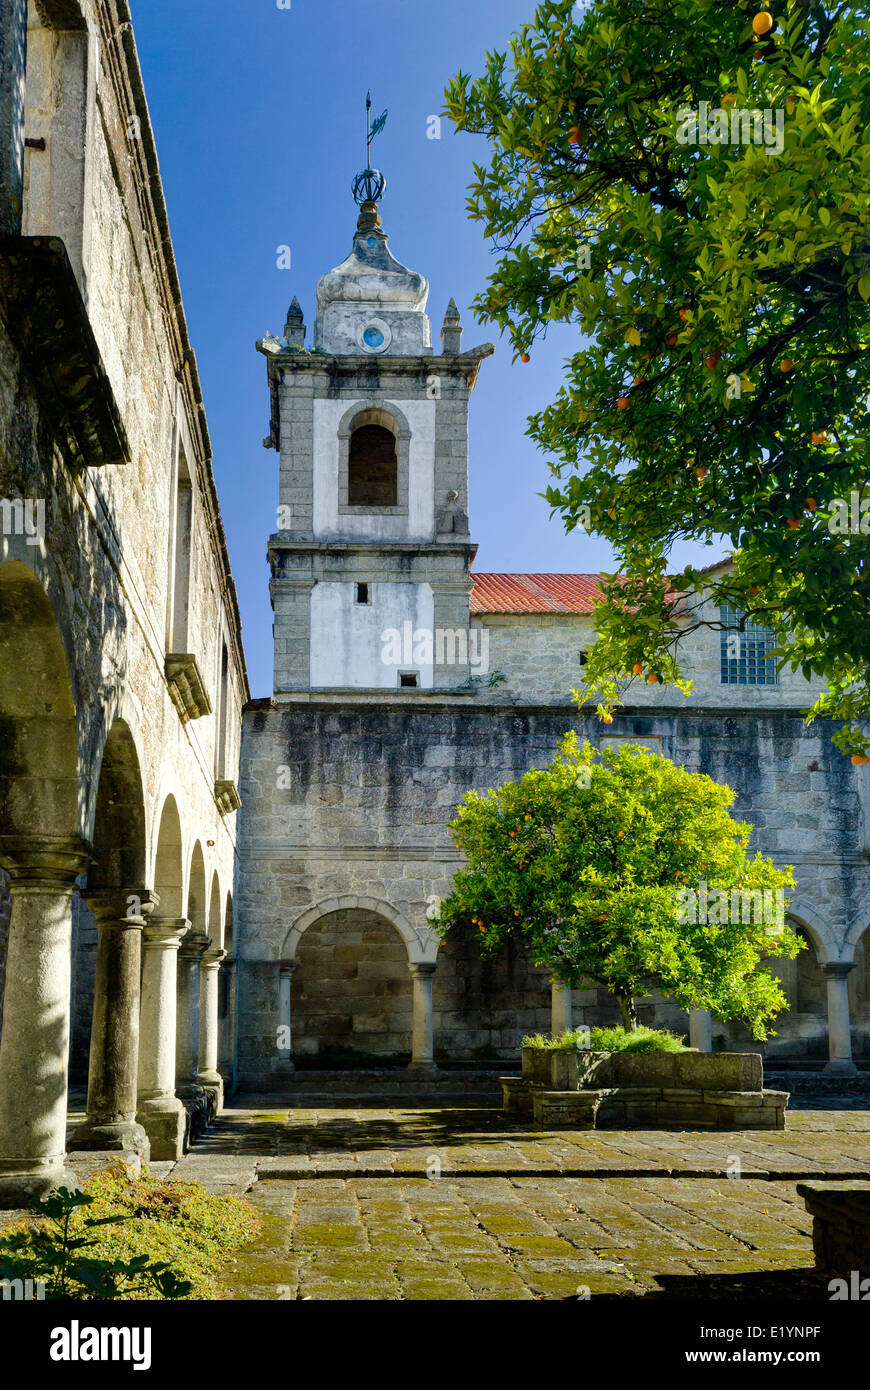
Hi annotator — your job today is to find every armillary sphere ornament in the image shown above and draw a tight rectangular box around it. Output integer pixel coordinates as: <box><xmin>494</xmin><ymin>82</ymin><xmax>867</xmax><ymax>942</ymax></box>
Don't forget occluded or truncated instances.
<box><xmin>352</xmin><ymin>91</ymin><xmax>388</xmax><ymax>206</ymax></box>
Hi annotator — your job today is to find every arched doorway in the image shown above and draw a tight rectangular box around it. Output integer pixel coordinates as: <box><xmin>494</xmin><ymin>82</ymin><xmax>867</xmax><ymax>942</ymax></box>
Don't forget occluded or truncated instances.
<box><xmin>69</xmin><ymin>718</ymin><xmax>149</xmax><ymax>1153</ymax></box>
<box><xmin>291</xmin><ymin>908</ymin><xmax>413</xmax><ymax>1064</ymax></box>
<box><xmin>0</xmin><ymin>560</ymin><xmax>87</xmax><ymax>1205</ymax></box>
<box><xmin>176</xmin><ymin>842</ymin><xmax>207</xmax><ymax>1099</ymax></box>
<box><xmin>433</xmin><ymin>917</ymin><xmax>551</xmax><ymax>1060</ymax></box>
<box><xmin>137</xmin><ymin>794</ymin><xmax>187</xmax><ymax>1160</ymax></box>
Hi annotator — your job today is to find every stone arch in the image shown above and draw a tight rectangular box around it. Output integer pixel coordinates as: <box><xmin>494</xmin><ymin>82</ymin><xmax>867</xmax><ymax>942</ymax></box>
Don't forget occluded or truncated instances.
<box><xmin>282</xmin><ymin>894</ymin><xmax>427</xmax><ymax>964</ymax></box>
<box><xmin>845</xmin><ymin>889</ymin><xmax>870</xmax><ymax>956</ymax></box>
<box><xmin>69</xmin><ymin>717</ymin><xmax>148</xmax><ymax>1081</ymax></box>
<box><xmin>785</xmin><ymin>899</ymin><xmax>843</xmax><ymax>966</ymax></box>
<box><xmin>223</xmin><ymin>890</ymin><xmax>233</xmax><ymax>954</ymax></box>
<box><xmin>337</xmin><ymin>401</ymin><xmax>411</xmax><ymax>516</ymax></box>
<box><xmin>0</xmin><ymin>558</ymin><xmax>80</xmax><ymax>846</ymax></box>
<box><xmin>152</xmin><ymin>794</ymin><xmax>184</xmax><ymax>918</ymax></box>
<box><xmin>207</xmin><ymin>871</ymin><xmax>221</xmax><ymax>946</ymax></box>
<box><xmin>186</xmin><ymin>842</ymin><xmax>207</xmax><ymax>932</ymax></box>
<box><xmin>87</xmin><ymin>719</ymin><xmax>147</xmax><ymax>894</ymax></box>
<box><xmin>287</xmin><ymin>900</ymin><xmax>417</xmax><ymax>1063</ymax></box>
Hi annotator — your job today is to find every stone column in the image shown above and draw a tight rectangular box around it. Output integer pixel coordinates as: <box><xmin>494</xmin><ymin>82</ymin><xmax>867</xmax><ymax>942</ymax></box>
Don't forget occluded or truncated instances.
<box><xmin>551</xmin><ymin>979</ymin><xmax>573</xmax><ymax>1035</ymax></box>
<box><xmin>176</xmin><ymin>928</ymin><xmax>209</xmax><ymax>1099</ymax></box>
<box><xmin>823</xmin><ymin>963</ymin><xmax>857</xmax><ymax>1074</ymax></box>
<box><xmin>198</xmin><ymin>945</ymin><xmax>226</xmax><ymax>1113</ymax></box>
<box><xmin>0</xmin><ymin>838</ymin><xmax>91</xmax><ymax>1208</ymax></box>
<box><xmin>277</xmin><ymin>962</ymin><xmax>296</xmax><ymax>1071</ymax></box>
<box><xmin>407</xmin><ymin>962</ymin><xmax>437</xmax><ymax>1073</ymax></box>
<box><xmin>137</xmin><ymin>917</ymin><xmax>188</xmax><ymax>1160</ymax></box>
<box><xmin>0</xmin><ymin>0</ymin><xmax>27</xmax><ymax>238</ymax></box>
<box><xmin>218</xmin><ymin>954</ymin><xmax>236</xmax><ymax>1088</ymax></box>
<box><xmin>69</xmin><ymin>889</ymin><xmax>157</xmax><ymax>1158</ymax></box>
<box><xmin>689</xmin><ymin>1008</ymin><xmax>713</xmax><ymax>1052</ymax></box>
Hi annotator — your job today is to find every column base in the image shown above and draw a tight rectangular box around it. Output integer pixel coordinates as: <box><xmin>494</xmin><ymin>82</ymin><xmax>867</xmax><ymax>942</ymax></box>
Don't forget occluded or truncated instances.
<box><xmin>198</xmin><ymin>1071</ymin><xmax>224</xmax><ymax>1115</ymax></box>
<box><xmin>136</xmin><ymin>1096</ymin><xmax>186</xmax><ymax>1161</ymax></box>
<box><xmin>0</xmin><ymin>1159</ymin><xmax>81</xmax><ymax>1210</ymax></box>
<box><xmin>68</xmin><ymin>1119</ymin><xmax>150</xmax><ymax>1160</ymax></box>
<box><xmin>824</xmin><ymin>1059</ymin><xmax>858</xmax><ymax>1075</ymax></box>
<box><xmin>406</xmin><ymin>1062</ymin><xmax>439</xmax><ymax>1076</ymax></box>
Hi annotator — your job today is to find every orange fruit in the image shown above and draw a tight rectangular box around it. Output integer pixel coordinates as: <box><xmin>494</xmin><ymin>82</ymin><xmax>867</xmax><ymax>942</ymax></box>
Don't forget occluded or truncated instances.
<box><xmin>750</xmin><ymin>586</ymin><xmax>759</xmax><ymax>595</ymax></box>
<box><xmin>752</xmin><ymin>11</ymin><xmax>774</xmax><ymax>36</ymax></box>
<box><xmin>603</xmin><ymin>713</ymin><xmax>614</xmax><ymax>724</ymax></box>
<box><xmin>805</xmin><ymin>498</ymin><xmax>817</xmax><ymax>512</ymax></box>
<box><xmin>667</xmin><ymin>332</ymin><xmax>678</xmax><ymax>346</ymax></box>
<box><xmin>786</xmin><ymin>518</ymin><xmax>801</xmax><ymax>529</ymax></box>
<box><xmin>634</xmin><ymin>374</ymin><xmax>646</xmax><ymax>386</ymax></box>
<box><xmin>617</xmin><ymin>396</ymin><xmax>629</xmax><ymax>409</ymax></box>
<box><xmin>521</xmin><ymin>353</ymin><xmax>530</xmax><ymax>363</ymax></box>
<box><xmin>679</xmin><ymin>308</ymin><xmax>689</xmax><ymax>321</ymax></box>
<box><xmin>852</xmin><ymin>754</ymin><xmax>869</xmax><ymax>766</ymax></box>
<box><xmin>648</xmin><ymin>673</ymin><xmax>659</xmax><ymax>684</ymax></box>
<box><xmin>811</xmin><ymin>430</ymin><xmax>827</xmax><ymax>443</ymax></box>
<box><xmin>568</xmin><ymin>127</ymin><xmax>581</xmax><ymax>144</ymax></box>
<box><xmin>705</xmin><ymin>351</ymin><xmax>721</xmax><ymax>370</ymax></box>
<box><xmin>632</xmin><ymin>662</ymin><xmax>644</xmax><ymax>675</ymax></box>
<box><xmin>695</xmin><ymin>466</ymin><xmax>709</xmax><ymax>479</ymax></box>
<box><xmin>780</xmin><ymin>358</ymin><xmax>793</xmax><ymax>373</ymax></box>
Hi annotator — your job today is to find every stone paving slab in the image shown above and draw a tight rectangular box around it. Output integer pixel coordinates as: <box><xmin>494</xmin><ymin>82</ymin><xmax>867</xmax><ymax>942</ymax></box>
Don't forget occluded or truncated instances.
<box><xmin>215</xmin><ymin>1170</ymin><xmax>829</xmax><ymax>1302</ymax></box>
<box><xmin>42</xmin><ymin>1095</ymin><xmax>870</xmax><ymax>1300</ymax></box>
<box><xmin>162</xmin><ymin>1098</ymin><xmax>869</xmax><ymax>1186</ymax></box>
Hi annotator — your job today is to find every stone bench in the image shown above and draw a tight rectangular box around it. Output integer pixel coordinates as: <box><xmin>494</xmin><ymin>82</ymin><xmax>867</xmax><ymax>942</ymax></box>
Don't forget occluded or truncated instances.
<box><xmin>797</xmin><ymin>1181</ymin><xmax>870</xmax><ymax>1272</ymax></box>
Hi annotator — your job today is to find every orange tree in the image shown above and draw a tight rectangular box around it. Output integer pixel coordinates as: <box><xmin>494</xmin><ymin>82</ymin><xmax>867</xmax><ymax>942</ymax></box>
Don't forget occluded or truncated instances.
<box><xmin>434</xmin><ymin>736</ymin><xmax>799</xmax><ymax>1034</ymax></box>
<box><xmin>444</xmin><ymin>0</ymin><xmax>870</xmax><ymax>758</ymax></box>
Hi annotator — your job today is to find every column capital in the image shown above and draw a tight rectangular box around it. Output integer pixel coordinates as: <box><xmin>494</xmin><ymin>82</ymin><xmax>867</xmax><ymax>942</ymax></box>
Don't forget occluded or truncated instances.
<box><xmin>822</xmin><ymin>961</ymin><xmax>855</xmax><ymax>980</ymax></box>
<box><xmin>143</xmin><ymin>917</ymin><xmax>190</xmax><ymax>950</ymax></box>
<box><xmin>84</xmin><ymin>888</ymin><xmax>160</xmax><ymax>927</ymax></box>
<box><xmin>0</xmin><ymin>834</ymin><xmax>92</xmax><ymax>888</ymax></box>
<box><xmin>408</xmin><ymin>961</ymin><xmax>437</xmax><ymax>978</ymax></box>
<box><xmin>279</xmin><ymin>959</ymin><xmax>297</xmax><ymax>974</ymax></box>
<box><xmin>200</xmin><ymin>946</ymin><xmax>227</xmax><ymax>971</ymax></box>
<box><xmin>179</xmin><ymin>928</ymin><xmax>210</xmax><ymax>959</ymax></box>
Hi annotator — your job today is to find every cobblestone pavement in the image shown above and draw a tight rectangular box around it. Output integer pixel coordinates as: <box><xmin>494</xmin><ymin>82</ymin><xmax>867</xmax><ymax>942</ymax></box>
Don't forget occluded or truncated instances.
<box><xmin>145</xmin><ymin>1096</ymin><xmax>867</xmax><ymax>1301</ymax></box>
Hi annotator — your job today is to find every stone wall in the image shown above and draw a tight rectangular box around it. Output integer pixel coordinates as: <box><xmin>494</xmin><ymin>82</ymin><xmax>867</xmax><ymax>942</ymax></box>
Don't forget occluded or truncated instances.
<box><xmin>236</xmin><ymin>698</ymin><xmax>870</xmax><ymax>1082</ymax></box>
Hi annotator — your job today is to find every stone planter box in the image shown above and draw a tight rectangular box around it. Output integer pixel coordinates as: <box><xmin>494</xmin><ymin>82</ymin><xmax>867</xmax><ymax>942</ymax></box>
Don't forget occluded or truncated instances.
<box><xmin>502</xmin><ymin>1050</ymin><xmax>788</xmax><ymax>1130</ymax></box>
<box><xmin>798</xmin><ymin>1181</ymin><xmax>870</xmax><ymax>1273</ymax></box>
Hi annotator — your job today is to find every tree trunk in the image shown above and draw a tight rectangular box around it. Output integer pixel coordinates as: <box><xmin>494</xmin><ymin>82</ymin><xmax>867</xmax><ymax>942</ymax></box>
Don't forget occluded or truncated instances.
<box><xmin>616</xmin><ymin>992</ymin><xmax>638</xmax><ymax>1032</ymax></box>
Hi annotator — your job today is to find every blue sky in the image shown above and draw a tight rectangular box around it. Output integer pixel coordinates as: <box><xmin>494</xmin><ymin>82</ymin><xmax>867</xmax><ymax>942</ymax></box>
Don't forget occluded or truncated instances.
<box><xmin>130</xmin><ymin>0</ymin><xmax>715</xmax><ymax>697</ymax></box>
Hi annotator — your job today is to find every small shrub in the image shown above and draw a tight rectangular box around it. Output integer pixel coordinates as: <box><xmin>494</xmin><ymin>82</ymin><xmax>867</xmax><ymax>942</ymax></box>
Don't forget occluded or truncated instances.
<box><xmin>0</xmin><ymin>1164</ymin><xmax>260</xmax><ymax>1300</ymax></box>
<box><xmin>521</xmin><ymin>1025</ymin><xmax>688</xmax><ymax>1053</ymax></box>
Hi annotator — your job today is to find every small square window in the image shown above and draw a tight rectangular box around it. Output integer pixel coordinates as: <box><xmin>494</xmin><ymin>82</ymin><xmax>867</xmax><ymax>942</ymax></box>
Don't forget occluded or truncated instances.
<box><xmin>356</xmin><ymin>583</ymin><xmax>370</xmax><ymax>605</ymax></box>
<box><xmin>399</xmin><ymin>672</ymin><xmax>419</xmax><ymax>689</ymax></box>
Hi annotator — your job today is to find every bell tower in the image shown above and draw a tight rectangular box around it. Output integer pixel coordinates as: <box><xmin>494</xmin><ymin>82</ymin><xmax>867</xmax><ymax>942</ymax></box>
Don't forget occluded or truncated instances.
<box><xmin>258</xmin><ymin>140</ymin><xmax>493</xmax><ymax>695</ymax></box>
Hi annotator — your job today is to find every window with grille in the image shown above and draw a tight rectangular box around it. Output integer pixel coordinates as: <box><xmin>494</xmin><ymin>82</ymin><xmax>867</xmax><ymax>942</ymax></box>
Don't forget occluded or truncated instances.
<box><xmin>720</xmin><ymin>604</ymin><xmax>778</xmax><ymax>685</ymax></box>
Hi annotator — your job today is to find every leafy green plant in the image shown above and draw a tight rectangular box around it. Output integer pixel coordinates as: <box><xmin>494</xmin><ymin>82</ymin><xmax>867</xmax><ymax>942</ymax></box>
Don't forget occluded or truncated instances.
<box><xmin>0</xmin><ymin>1187</ymin><xmax>192</xmax><ymax>1300</ymax></box>
<box><xmin>0</xmin><ymin>1166</ymin><xmax>260</xmax><ymax>1300</ymax></box>
<box><xmin>436</xmin><ymin>734</ymin><xmax>800</xmax><ymax>1036</ymax></box>
<box><xmin>444</xmin><ymin>0</ymin><xmax>870</xmax><ymax>757</ymax></box>
<box><xmin>521</xmin><ymin>1025</ymin><xmax>689</xmax><ymax>1052</ymax></box>
<box><xmin>585</xmin><ymin>1025</ymin><xmax>689</xmax><ymax>1053</ymax></box>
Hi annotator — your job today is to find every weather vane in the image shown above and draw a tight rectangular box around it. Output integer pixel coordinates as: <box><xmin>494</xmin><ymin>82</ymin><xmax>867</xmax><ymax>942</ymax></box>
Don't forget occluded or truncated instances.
<box><xmin>352</xmin><ymin>91</ymin><xmax>388</xmax><ymax>206</ymax></box>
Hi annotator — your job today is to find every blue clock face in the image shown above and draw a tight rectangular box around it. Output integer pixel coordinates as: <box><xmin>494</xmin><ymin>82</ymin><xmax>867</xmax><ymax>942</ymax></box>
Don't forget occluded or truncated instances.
<box><xmin>364</xmin><ymin>327</ymin><xmax>385</xmax><ymax>349</ymax></box>
<box><xmin>367</xmin><ymin>237</ymin><xmax>377</xmax><ymax>247</ymax></box>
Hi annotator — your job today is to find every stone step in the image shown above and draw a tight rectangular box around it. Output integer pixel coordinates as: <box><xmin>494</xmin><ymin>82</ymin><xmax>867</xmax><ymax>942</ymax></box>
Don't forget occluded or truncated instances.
<box><xmin>245</xmin><ymin>1068</ymin><xmax>515</xmax><ymax>1098</ymax></box>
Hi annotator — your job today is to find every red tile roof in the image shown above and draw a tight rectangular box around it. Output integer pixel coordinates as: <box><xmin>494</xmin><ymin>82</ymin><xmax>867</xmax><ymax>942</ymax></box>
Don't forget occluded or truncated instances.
<box><xmin>470</xmin><ymin>573</ymin><xmax>605</xmax><ymax>615</ymax></box>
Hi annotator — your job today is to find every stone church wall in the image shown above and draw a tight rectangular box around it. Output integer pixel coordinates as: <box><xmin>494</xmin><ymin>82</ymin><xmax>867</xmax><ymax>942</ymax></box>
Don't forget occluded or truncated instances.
<box><xmin>236</xmin><ymin>698</ymin><xmax>870</xmax><ymax>1081</ymax></box>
